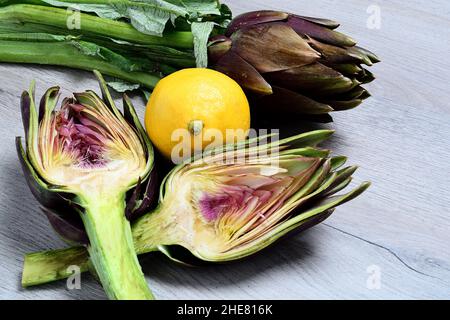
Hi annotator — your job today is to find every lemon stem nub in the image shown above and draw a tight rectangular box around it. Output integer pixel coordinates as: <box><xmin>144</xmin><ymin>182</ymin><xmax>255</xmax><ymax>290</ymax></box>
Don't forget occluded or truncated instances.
<box><xmin>188</xmin><ymin>120</ymin><xmax>204</xmax><ymax>136</ymax></box>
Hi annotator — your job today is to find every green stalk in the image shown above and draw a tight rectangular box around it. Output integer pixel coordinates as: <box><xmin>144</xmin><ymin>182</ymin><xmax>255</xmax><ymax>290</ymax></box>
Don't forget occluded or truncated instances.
<box><xmin>79</xmin><ymin>193</ymin><xmax>154</xmax><ymax>300</ymax></box>
<box><xmin>23</xmin><ymin>247</ymin><xmax>90</xmax><ymax>287</ymax></box>
<box><xmin>22</xmin><ymin>206</ymin><xmax>175</xmax><ymax>287</ymax></box>
<box><xmin>0</xmin><ymin>4</ymin><xmax>194</xmax><ymax>49</ymax></box>
<box><xmin>0</xmin><ymin>40</ymin><xmax>161</xmax><ymax>88</ymax></box>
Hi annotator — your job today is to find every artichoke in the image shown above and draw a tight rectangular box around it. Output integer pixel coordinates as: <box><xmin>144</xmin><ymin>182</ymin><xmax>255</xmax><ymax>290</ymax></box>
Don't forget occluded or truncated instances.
<box><xmin>22</xmin><ymin>130</ymin><xmax>370</xmax><ymax>286</ymax></box>
<box><xmin>209</xmin><ymin>11</ymin><xmax>380</xmax><ymax>122</ymax></box>
<box><xmin>17</xmin><ymin>71</ymin><xmax>155</xmax><ymax>299</ymax></box>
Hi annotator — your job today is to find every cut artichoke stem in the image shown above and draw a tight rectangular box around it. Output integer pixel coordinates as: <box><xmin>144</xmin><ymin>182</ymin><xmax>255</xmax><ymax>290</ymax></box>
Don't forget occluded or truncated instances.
<box><xmin>22</xmin><ymin>246</ymin><xmax>90</xmax><ymax>288</ymax></box>
<box><xmin>80</xmin><ymin>192</ymin><xmax>153</xmax><ymax>300</ymax></box>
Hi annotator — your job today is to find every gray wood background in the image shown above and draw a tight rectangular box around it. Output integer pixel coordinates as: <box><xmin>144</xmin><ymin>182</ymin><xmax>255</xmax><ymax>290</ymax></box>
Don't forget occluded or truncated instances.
<box><xmin>1</xmin><ymin>0</ymin><xmax>449</xmax><ymax>300</ymax></box>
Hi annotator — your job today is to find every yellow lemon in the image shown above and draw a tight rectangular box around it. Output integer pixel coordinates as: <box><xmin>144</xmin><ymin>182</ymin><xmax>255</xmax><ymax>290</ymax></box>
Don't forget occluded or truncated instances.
<box><xmin>145</xmin><ymin>68</ymin><xmax>250</xmax><ymax>160</ymax></box>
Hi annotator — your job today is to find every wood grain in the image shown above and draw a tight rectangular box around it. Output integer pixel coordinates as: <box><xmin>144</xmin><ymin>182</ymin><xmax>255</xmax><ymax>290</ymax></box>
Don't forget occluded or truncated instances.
<box><xmin>0</xmin><ymin>0</ymin><xmax>449</xmax><ymax>299</ymax></box>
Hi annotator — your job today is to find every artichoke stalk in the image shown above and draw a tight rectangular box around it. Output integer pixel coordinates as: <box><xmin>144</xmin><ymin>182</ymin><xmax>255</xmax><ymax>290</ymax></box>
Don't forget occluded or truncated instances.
<box><xmin>209</xmin><ymin>11</ymin><xmax>380</xmax><ymax>122</ymax></box>
<box><xmin>17</xmin><ymin>71</ymin><xmax>155</xmax><ymax>299</ymax></box>
<box><xmin>22</xmin><ymin>130</ymin><xmax>370</xmax><ymax>286</ymax></box>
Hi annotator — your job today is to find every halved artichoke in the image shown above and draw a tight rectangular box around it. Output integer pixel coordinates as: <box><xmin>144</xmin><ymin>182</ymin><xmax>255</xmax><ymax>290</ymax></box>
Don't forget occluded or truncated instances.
<box><xmin>22</xmin><ymin>130</ymin><xmax>370</xmax><ymax>286</ymax></box>
<box><xmin>17</xmin><ymin>71</ymin><xmax>155</xmax><ymax>299</ymax></box>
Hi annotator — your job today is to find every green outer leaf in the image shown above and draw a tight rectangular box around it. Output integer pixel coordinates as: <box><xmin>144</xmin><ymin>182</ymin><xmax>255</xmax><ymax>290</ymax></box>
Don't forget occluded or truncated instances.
<box><xmin>122</xmin><ymin>92</ymin><xmax>155</xmax><ymax>182</ymax></box>
<box><xmin>277</xmin><ymin>129</ymin><xmax>335</xmax><ymax>149</ymax></box>
<box><xmin>279</xmin><ymin>147</ymin><xmax>330</xmax><ymax>158</ymax></box>
<box><xmin>141</xmin><ymin>89</ymin><xmax>151</xmax><ymax>101</ymax></box>
<box><xmin>107</xmin><ymin>79</ymin><xmax>141</xmax><ymax>92</ymax></box>
<box><xmin>191</xmin><ymin>21</ymin><xmax>214</xmax><ymax>67</ymax></box>
<box><xmin>92</xmin><ymin>70</ymin><xmax>126</xmax><ymax>118</ymax></box>
<box><xmin>330</xmin><ymin>156</ymin><xmax>347</xmax><ymax>170</ymax></box>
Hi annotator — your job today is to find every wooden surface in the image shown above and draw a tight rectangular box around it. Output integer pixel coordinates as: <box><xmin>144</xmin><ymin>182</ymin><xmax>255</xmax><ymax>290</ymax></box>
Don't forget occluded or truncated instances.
<box><xmin>1</xmin><ymin>0</ymin><xmax>449</xmax><ymax>300</ymax></box>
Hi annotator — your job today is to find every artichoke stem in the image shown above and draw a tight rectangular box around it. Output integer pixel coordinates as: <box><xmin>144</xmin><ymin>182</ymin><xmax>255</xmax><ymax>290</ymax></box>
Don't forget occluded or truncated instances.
<box><xmin>0</xmin><ymin>40</ymin><xmax>161</xmax><ymax>89</ymax></box>
<box><xmin>22</xmin><ymin>246</ymin><xmax>90</xmax><ymax>287</ymax></box>
<box><xmin>0</xmin><ymin>4</ymin><xmax>194</xmax><ymax>49</ymax></box>
<box><xmin>80</xmin><ymin>193</ymin><xmax>154</xmax><ymax>300</ymax></box>
<box><xmin>21</xmin><ymin>205</ymin><xmax>178</xmax><ymax>288</ymax></box>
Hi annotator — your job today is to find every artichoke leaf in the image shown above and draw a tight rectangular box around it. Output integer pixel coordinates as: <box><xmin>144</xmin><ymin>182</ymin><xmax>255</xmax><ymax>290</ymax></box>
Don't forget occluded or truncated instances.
<box><xmin>231</xmin><ymin>23</ymin><xmax>321</xmax><ymax>73</ymax></box>
<box><xmin>213</xmin><ymin>51</ymin><xmax>273</xmax><ymax>95</ymax></box>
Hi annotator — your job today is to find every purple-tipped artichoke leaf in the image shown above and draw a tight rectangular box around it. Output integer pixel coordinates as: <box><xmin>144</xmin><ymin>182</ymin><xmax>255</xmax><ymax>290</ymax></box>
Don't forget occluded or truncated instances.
<box><xmin>294</xmin><ymin>15</ymin><xmax>340</xmax><ymax>29</ymax></box>
<box><xmin>213</xmin><ymin>51</ymin><xmax>273</xmax><ymax>95</ymax></box>
<box><xmin>333</xmin><ymin>86</ymin><xmax>368</xmax><ymax>100</ymax></box>
<box><xmin>208</xmin><ymin>37</ymin><xmax>232</xmax><ymax>64</ymax></box>
<box><xmin>359</xmin><ymin>89</ymin><xmax>371</xmax><ymax>100</ymax></box>
<box><xmin>21</xmin><ymin>81</ymin><xmax>40</xmax><ymax>153</ymax></box>
<box><xmin>38</xmin><ymin>86</ymin><xmax>60</xmax><ymax>122</ymax></box>
<box><xmin>287</xmin><ymin>15</ymin><xmax>356</xmax><ymax>47</ymax></box>
<box><xmin>353</xmin><ymin>46</ymin><xmax>381</xmax><ymax>63</ymax></box>
<box><xmin>208</xmin><ymin>35</ymin><xmax>230</xmax><ymax>45</ymax></box>
<box><xmin>307</xmin><ymin>38</ymin><xmax>362</xmax><ymax>65</ymax></box>
<box><xmin>321</xmin><ymin>62</ymin><xmax>363</xmax><ymax>76</ymax></box>
<box><xmin>325</xmin><ymin>99</ymin><xmax>363</xmax><ymax>111</ymax></box>
<box><xmin>256</xmin><ymin>86</ymin><xmax>334</xmax><ymax>115</ymax></box>
<box><xmin>125</xmin><ymin>177</ymin><xmax>142</xmax><ymax>221</ymax></box>
<box><xmin>42</xmin><ymin>206</ymin><xmax>88</xmax><ymax>245</ymax></box>
<box><xmin>265</xmin><ymin>63</ymin><xmax>354</xmax><ymax>94</ymax></box>
<box><xmin>225</xmin><ymin>10</ymin><xmax>289</xmax><ymax>36</ymax></box>
<box><xmin>20</xmin><ymin>90</ymin><xmax>32</xmax><ymax>145</ymax></box>
<box><xmin>232</xmin><ymin>23</ymin><xmax>321</xmax><ymax>73</ymax></box>
<box><xmin>347</xmin><ymin>47</ymin><xmax>373</xmax><ymax>66</ymax></box>
<box><xmin>310</xmin><ymin>77</ymin><xmax>360</xmax><ymax>96</ymax></box>
<box><xmin>126</xmin><ymin>167</ymin><xmax>158</xmax><ymax>221</ymax></box>
<box><xmin>132</xmin><ymin>168</ymin><xmax>159</xmax><ymax>219</ymax></box>
<box><xmin>93</xmin><ymin>70</ymin><xmax>122</xmax><ymax>117</ymax></box>
<box><xmin>359</xmin><ymin>68</ymin><xmax>375</xmax><ymax>84</ymax></box>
